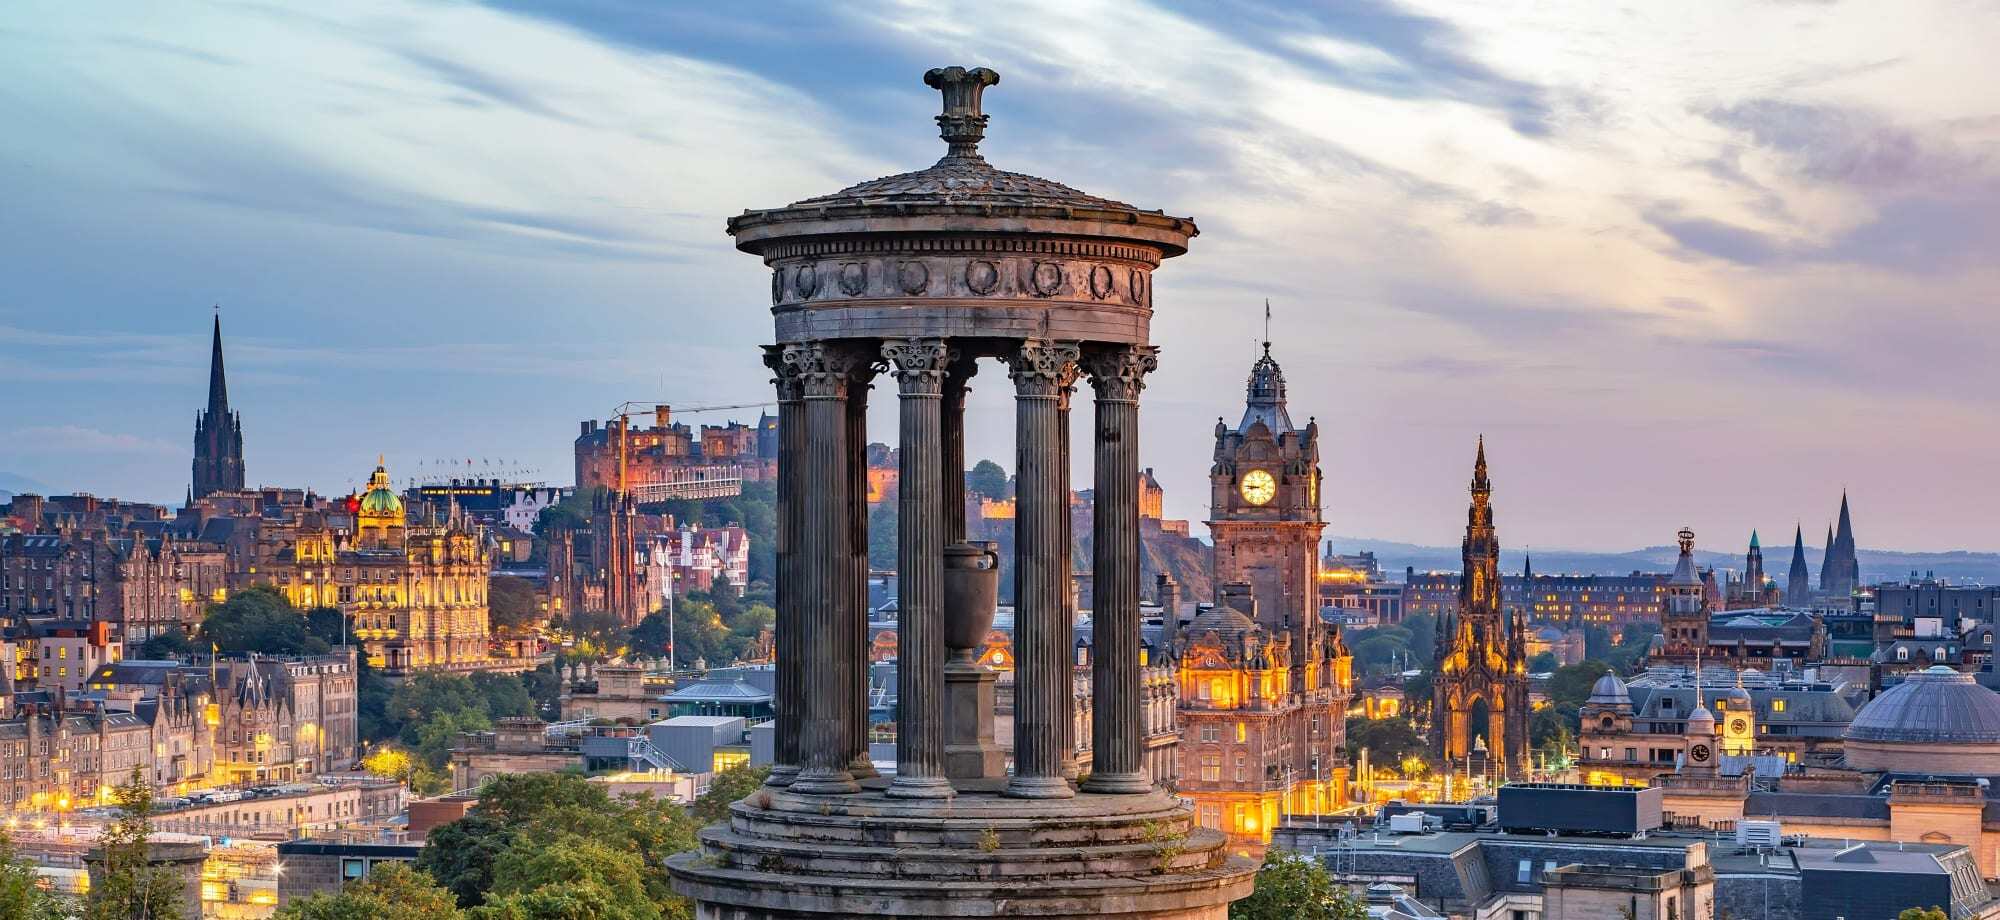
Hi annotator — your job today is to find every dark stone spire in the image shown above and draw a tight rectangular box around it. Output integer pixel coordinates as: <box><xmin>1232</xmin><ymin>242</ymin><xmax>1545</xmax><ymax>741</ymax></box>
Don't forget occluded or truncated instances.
<box><xmin>192</xmin><ymin>312</ymin><xmax>245</xmax><ymax>501</ymax></box>
<box><xmin>1744</xmin><ymin>530</ymin><xmax>1765</xmax><ymax>598</ymax></box>
<box><xmin>206</xmin><ymin>313</ymin><xmax>228</xmax><ymax>415</ymax></box>
<box><xmin>1786</xmin><ymin>523</ymin><xmax>1812</xmax><ymax>607</ymax></box>
<box><xmin>1822</xmin><ymin>494</ymin><xmax>1859</xmax><ymax>596</ymax></box>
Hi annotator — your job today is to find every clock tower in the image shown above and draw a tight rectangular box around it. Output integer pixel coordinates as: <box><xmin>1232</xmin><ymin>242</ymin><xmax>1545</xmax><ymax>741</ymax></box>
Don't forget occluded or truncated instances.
<box><xmin>1208</xmin><ymin>342</ymin><xmax>1324</xmax><ymax>660</ymax></box>
<box><xmin>1180</xmin><ymin>340</ymin><xmax>1351</xmax><ymax>841</ymax></box>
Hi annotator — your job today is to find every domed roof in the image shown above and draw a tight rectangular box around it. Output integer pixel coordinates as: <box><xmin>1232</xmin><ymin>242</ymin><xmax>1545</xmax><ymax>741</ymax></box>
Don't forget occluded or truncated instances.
<box><xmin>1186</xmin><ymin>603</ymin><xmax>1258</xmax><ymax>642</ymax></box>
<box><xmin>359</xmin><ymin>487</ymin><xmax>402</xmax><ymax>515</ymax></box>
<box><xmin>357</xmin><ymin>459</ymin><xmax>403</xmax><ymax>516</ymax></box>
<box><xmin>728</xmin><ymin>66</ymin><xmax>1195</xmax><ymax>256</ymax></box>
<box><xmin>1587</xmin><ymin>670</ymin><xmax>1631</xmax><ymax>706</ymax></box>
<box><xmin>1685</xmin><ymin>702</ymin><xmax>1716</xmax><ymax>733</ymax></box>
<box><xmin>794</xmin><ymin>154</ymin><xmax>1133</xmax><ymax>212</ymax></box>
<box><xmin>1846</xmin><ymin>665</ymin><xmax>2000</xmax><ymax>744</ymax></box>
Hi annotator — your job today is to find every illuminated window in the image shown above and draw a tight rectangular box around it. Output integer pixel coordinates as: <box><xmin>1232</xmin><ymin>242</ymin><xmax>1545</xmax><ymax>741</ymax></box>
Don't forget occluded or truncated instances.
<box><xmin>1770</xmin><ymin>699</ymin><xmax>1786</xmax><ymax>713</ymax></box>
<box><xmin>1235</xmin><ymin>722</ymin><xmax>1247</xmax><ymax>743</ymax></box>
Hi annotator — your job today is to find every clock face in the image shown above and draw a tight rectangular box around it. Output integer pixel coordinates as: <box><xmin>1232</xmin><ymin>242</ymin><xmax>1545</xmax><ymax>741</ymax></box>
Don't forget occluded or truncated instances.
<box><xmin>1239</xmin><ymin>469</ymin><xmax>1277</xmax><ymax>506</ymax></box>
<box><xmin>1729</xmin><ymin>719</ymin><xmax>1748</xmax><ymax>735</ymax></box>
<box><xmin>1689</xmin><ymin>743</ymin><xmax>1711</xmax><ymax>763</ymax></box>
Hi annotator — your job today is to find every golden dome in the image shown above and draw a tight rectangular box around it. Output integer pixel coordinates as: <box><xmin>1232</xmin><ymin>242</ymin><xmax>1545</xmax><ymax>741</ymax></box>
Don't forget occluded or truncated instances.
<box><xmin>356</xmin><ymin>457</ymin><xmax>404</xmax><ymax>520</ymax></box>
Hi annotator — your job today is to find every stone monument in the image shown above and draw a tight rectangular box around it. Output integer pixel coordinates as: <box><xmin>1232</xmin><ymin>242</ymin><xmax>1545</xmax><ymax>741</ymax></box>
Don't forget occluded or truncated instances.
<box><xmin>666</xmin><ymin>65</ymin><xmax>1255</xmax><ymax>919</ymax></box>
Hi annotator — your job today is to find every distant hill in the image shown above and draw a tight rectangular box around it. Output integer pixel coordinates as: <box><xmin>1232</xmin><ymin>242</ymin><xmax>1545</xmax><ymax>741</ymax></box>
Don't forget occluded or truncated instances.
<box><xmin>1324</xmin><ymin>536</ymin><xmax>2000</xmax><ymax>585</ymax></box>
<box><xmin>0</xmin><ymin>471</ymin><xmax>47</xmax><ymax>498</ymax></box>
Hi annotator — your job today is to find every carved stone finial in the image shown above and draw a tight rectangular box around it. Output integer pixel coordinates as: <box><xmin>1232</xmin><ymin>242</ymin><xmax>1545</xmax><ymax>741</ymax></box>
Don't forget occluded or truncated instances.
<box><xmin>923</xmin><ymin>66</ymin><xmax>1001</xmax><ymax>160</ymax></box>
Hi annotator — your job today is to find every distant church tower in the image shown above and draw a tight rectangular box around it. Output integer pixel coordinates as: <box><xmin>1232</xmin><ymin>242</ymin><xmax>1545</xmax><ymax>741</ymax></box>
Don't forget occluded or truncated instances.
<box><xmin>1820</xmin><ymin>493</ymin><xmax>1860</xmax><ymax>597</ymax></box>
<box><xmin>1430</xmin><ymin>439</ymin><xmax>1529</xmax><ymax>777</ymax></box>
<box><xmin>1785</xmin><ymin>524</ymin><xmax>1812</xmax><ymax>607</ymax></box>
<box><xmin>1742</xmin><ymin>531</ymin><xmax>1765</xmax><ymax>599</ymax></box>
<box><xmin>191</xmin><ymin>315</ymin><xmax>245</xmax><ymax>501</ymax></box>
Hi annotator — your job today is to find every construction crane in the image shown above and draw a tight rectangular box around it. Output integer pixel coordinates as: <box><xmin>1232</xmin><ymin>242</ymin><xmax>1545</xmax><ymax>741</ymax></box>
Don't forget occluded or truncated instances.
<box><xmin>606</xmin><ymin>400</ymin><xmax>774</xmax><ymax>491</ymax></box>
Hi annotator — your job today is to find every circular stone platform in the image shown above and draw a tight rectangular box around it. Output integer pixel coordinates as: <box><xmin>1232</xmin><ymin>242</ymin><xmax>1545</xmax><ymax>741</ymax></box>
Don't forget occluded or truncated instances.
<box><xmin>666</xmin><ymin>784</ymin><xmax>1256</xmax><ymax>919</ymax></box>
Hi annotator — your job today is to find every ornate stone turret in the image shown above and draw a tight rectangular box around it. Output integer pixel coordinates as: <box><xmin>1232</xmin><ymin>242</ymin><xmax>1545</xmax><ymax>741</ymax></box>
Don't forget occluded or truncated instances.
<box><xmin>670</xmin><ymin>66</ymin><xmax>1251</xmax><ymax>920</ymax></box>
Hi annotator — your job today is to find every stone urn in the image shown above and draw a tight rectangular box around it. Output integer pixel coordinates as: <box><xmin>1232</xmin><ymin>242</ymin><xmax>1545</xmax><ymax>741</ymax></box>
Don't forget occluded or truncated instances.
<box><xmin>942</xmin><ymin>541</ymin><xmax>999</xmax><ymax>665</ymax></box>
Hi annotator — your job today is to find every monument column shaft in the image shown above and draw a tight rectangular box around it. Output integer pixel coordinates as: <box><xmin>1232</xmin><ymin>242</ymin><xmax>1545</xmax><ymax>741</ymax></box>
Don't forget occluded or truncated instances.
<box><xmin>846</xmin><ymin>361</ymin><xmax>877</xmax><ymax>777</ymax></box>
<box><xmin>1006</xmin><ymin>340</ymin><xmax>1080</xmax><ymax>799</ymax></box>
<box><xmin>884</xmin><ymin>339</ymin><xmax>953</xmax><ymax>797</ymax></box>
<box><xmin>1081</xmin><ymin>346</ymin><xmax>1158</xmax><ymax>794</ymax></box>
<box><xmin>763</xmin><ymin>347</ymin><xmax>803</xmax><ymax>786</ymax></box>
<box><xmin>786</xmin><ymin>342</ymin><xmax>861</xmax><ymax>795</ymax></box>
<box><xmin>941</xmin><ymin>355</ymin><xmax>975</xmax><ymax>543</ymax></box>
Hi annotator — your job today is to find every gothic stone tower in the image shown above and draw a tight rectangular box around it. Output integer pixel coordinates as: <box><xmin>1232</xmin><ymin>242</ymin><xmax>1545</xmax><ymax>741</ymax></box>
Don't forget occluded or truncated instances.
<box><xmin>1195</xmin><ymin>342</ymin><xmax>1351</xmax><ymax>833</ymax></box>
<box><xmin>1208</xmin><ymin>343</ymin><xmax>1324</xmax><ymax>670</ymax></box>
<box><xmin>191</xmin><ymin>315</ymin><xmax>245</xmax><ymax>500</ymax></box>
<box><xmin>1821</xmin><ymin>493</ymin><xmax>1860</xmax><ymax>598</ymax></box>
<box><xmin>1430</xmin><ymin>439</ymin><xmax>1529</xmax><ymax>777</ymax></box>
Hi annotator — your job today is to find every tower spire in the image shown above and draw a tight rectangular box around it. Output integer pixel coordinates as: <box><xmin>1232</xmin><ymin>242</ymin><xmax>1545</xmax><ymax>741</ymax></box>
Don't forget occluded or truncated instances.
<box><xmin>1786</xmin><ymin>523</ymin><xmax>1812</xmax><ymax>607</ymax></box>
<box><xmin>192</xmin><ymin>309</ymin><xmax>246</xmax><ymax>500</ymax></box>
<box><xmin>207</xmin><ymin>309</ymin><xmax>229</xmax><ymax>415</ymax></box>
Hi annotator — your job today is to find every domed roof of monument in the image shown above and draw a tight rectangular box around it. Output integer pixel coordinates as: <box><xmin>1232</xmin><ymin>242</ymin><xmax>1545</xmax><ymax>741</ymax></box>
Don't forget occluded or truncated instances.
<box><xmin>1846</xmin><ymin>665</ymin><xmax>2000</xmax><ymax>744</ymax></box>
<box><xmin>1587</xmin><ymin>671</ymin><xmax>1631</xmax><ymax>706</ymax></box>
<box><xmin>793</xmin><ymin>149</ymin><xmax>1133</xmax><ymax>212</ymax></box>
<box><xmin>728</xmin><ymin>66</ymin><xmax>1194</xmax><ymax>254</ymax></box>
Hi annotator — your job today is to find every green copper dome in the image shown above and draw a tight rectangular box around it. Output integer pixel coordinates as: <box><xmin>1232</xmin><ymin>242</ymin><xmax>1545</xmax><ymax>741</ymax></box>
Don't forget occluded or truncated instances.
<box><xmin>359</xmin><ymin>487</ymin><xmax>402</xmax><ymax>514</ymax></box>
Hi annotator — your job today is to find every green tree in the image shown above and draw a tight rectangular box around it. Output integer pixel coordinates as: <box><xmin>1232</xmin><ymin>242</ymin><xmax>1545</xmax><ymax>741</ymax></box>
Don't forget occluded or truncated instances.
<box><xmin>275</xmin><ymin>863</ymin><xmax>462</xmax><ymax>920</ymax></box>
<box><xmin>478</xmin><ymin>836</ymin><xmax>660</xmax><ymax>920</ymax></box>
<box><xmin>1230</xmin><ymin>850</ymin><xmax>1364</xmax><ymax>920</ymax></box>
<box><xmin>85</xmin><ymin>770</ymin><xmax>184</xmax><ymax>920</ymax></box>
<box><xmin>305</xmin><ymin>606</ymin><xmax>347</xmax><ymax>647</ymax></box>
<box><xmin>966</xmin><ymin>459</ymin><xmax>1008</xmax><ymax>499</ymax></box>
<box><xmin>1530</xmin><ymin>705</ymin><xmax>1574</xmax><ymax>757</ymax></box>
<box><xmin>417</xmin><ymin>773</ymin><xmax>700</xmax><ymax>912</ymax></box>
<box><xmin>690</xmin><ymin>765</ymin><xmax>770</xmax><ymax>825</ymax></box>
<box><xmin>1547</xmin><ymin>660</ymin><xmax>1611</xmax><ymax>710</ymax></box>
<box><xmin>199</xmin><ymin>585</ymin><xmax>328</xmax><ymax>656</ymax></box>
<box><xmin>1343</xmin><ymin>717</ymin><xmax>1424</xmax><ymax>766</ymax></box>
<box><xmin>488</xmin><ymin>576</ymin><xmax>541</xmax><ymax>632</ymax></box>
<box><xmin>0</xmin><ymin>831</ymin><xmax>70</xmax><ymax>920</ymax></box>
<box><xmin>136</xmin><ymin>627</ymin><xmax>195</xmax><ymax>660</ymax></box>
<box><xmin>1398</xmin><ymin>611</ymin><xmax>1437</xmax><ymax>668</ymax></box>
<box><xmin>867</xmin><ymin>500</ymin><xmax>899</xmax><ymax>570</ymax></box>
<box><xmin>1401</xmin><ymin>671</ymin><xmax>1434</xmax><ymax>729</ymax></box>
<box><xmin>1898</xmin><ymin>908</ymin><xmax>1949</xmax><ymax>920</ymax></box>
<box><xmin>534</xmin><ymin>487</ymin><xmax>602</xmax><ymax>539</ymax></box>
<box><xmin>1528</xmin><ymin>651</ymin><xmax>1558</xmax><ymax>672</ymax></box>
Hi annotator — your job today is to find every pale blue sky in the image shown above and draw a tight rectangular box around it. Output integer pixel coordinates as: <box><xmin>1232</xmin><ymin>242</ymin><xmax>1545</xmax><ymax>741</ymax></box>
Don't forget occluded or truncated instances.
<box><xmin>2</xmin><ymin>1</ymin><xmax>1996</xmax><ymax>551</ymax></box>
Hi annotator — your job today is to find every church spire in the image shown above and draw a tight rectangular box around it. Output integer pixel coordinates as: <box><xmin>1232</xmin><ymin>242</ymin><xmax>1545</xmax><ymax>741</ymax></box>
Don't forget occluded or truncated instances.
<box><xmin>1786</xmin><ymin>524</ymin><xmax>1812</xmax><ymax>607</ymax></box>
<box><xmin>207</xmin><ymin>311</ymin><xmax>229</xmax><ymax>415</ymax></box>
<box><xmin>191</xmin><ymin>310</ymin><xmax>246</xmax><ymax>500</ymax></box>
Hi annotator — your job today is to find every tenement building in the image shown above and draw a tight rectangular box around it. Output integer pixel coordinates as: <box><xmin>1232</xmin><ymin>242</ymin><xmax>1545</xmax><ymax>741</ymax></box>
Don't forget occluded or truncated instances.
<box><xmin>1576</xmin><ymin>665</ymin><xmax>1865</xmax><ymax>785</ymax></box>
<box><xmin>1178</xmin><ymin>343</ymin><xmax>1352</xmax><ymax>845</ymax></box>
<box><xmin>667</xmin><ymin>65</ymin><xmax>1255</xmax><ymax>918</ymax></box>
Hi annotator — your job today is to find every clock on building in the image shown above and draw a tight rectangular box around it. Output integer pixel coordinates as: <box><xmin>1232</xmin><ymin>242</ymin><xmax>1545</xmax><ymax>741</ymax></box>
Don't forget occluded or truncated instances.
<box><xmin>1239</xmin><ymin>469</ymin><xmax>1276</xmax><ymax>505</ymax></box>
<box><xmin>1729</xmin><ymin>719</ymin><xmax>1747</xmax><ymax>735</ymax></box>
<box><xmin>1689</xmin><ymin>742</ymin><xmax>1712</xmax><ymax>763</ymax></box>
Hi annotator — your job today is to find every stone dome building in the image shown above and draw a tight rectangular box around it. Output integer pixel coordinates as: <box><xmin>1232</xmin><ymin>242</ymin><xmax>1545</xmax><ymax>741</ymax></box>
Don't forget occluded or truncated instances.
<box><xmin>1843</xmin><ymin>665</ymin><xmax>2000</xmax><ymax>773</ymax></box>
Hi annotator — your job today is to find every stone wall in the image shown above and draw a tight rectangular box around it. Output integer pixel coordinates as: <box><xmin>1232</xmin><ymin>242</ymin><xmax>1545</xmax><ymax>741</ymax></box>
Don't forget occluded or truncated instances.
<box><xmin>1713</xmin><ymin>870</ymin><xmax>1800</xmax><ymax>920</ymax></box>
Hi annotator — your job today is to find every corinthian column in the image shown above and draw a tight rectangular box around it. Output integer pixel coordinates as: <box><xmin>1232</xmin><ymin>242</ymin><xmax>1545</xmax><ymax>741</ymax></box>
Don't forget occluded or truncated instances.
<box><xmin>1080</xmin><ymin>345</ymin><xmax>1158</xmax><ymax>794</ymax></box>
<box><xmin>883</xmin><ymin>338</ymin><xmax>954</xmax><ymax>798</ymax></box>
<box><xmin>762</xmin><ymin>346</ymin><xmax>804</xmax><ymax>787</ymax></box>
<box><xmin>784</xmin><ymin>341</ymin><xmax>863</xmax><ymax>795</ymax></box>
<box><xmin>1006</xmin><ymin>339</ymin><xmax>1081</xmax><ymax>799</ymax></box>
<box><xmin>941</xmin><ymin>351</ymin><xmax>977</xmax><ymax>542</ymax></box>
<box><xmin>846</xmin><ymin>355</ymin><xmax>879</xmax><ymax>779</ymax></box>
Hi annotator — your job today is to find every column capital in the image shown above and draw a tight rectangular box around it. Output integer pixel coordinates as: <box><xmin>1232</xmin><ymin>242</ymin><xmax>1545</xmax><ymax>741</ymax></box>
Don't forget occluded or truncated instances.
<box><xmin>784</xmin><ymin>341</ymin><xmax>871</xmax><ymax>400</ymax></box>
<box><xmin>881</xmin><ymin>338</ymin><xmax>953</xmax><ymax>395</ymax></box>
<box><xmin>1007</xmin><ymin>339</ymin><xmax>1080</xmax><ymax>399</ymax></box>
<box><xmin>1081</xmin><ymin>344</ymin><xmax>1160</xmax><ymax>403</ymax></box>
<box><xmin>763</xmin><ymin>345</ymin><xmax>804</xmax><ymax>402</ymax></box>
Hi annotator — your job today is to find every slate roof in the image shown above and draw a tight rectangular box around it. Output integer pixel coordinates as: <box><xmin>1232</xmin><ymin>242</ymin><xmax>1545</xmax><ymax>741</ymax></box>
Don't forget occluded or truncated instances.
<box><xmin>664</xmin><ymin>680</ymin><xmax>771</xmax><ymax>704</ymax></box>
<box><xmin>794</xmin><ymin>156</ymin><xmax>1133</xmax><ymax>212</ymax></box>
